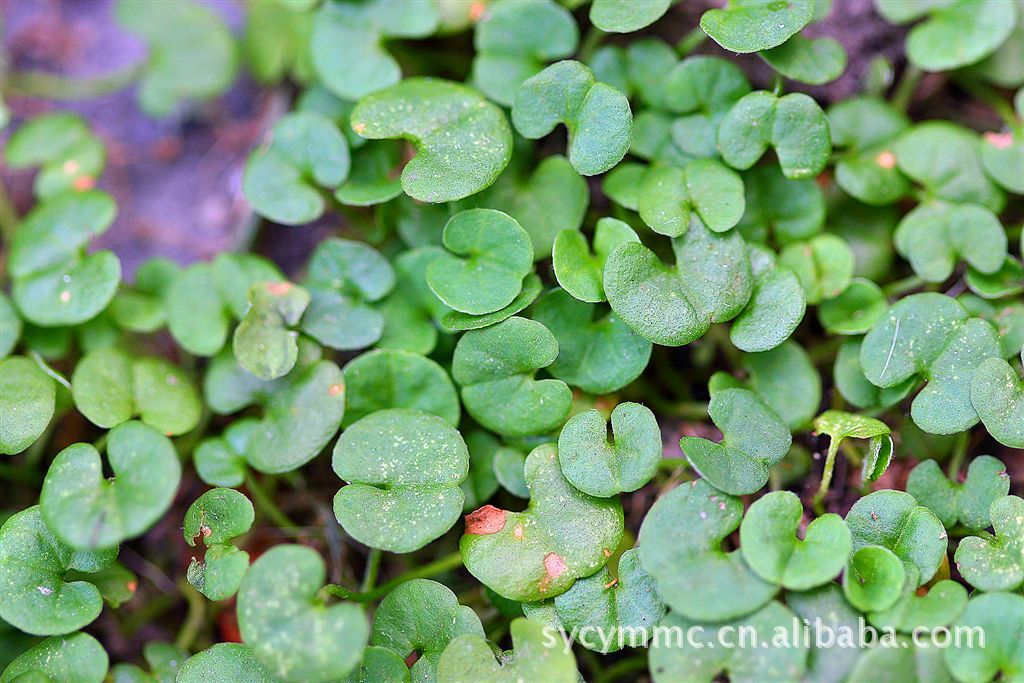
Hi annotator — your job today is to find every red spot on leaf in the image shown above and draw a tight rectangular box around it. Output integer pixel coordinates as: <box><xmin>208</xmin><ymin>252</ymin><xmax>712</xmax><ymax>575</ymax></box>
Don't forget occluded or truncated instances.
<box><xmin>329</xmin><ymin>384</ymin><xmax>343</xmax><ymax>397</ymax></box>
<box><xmin>266</xmin><ymin>281</ymin><xmax>293</xmax><ymax>296</ymax></box>
<box><xmin>544</xmin><ymin>552</ymin><xmax>568</xmax><ymax>579</ymax></box>
<box><xmin>985</xmin><ymin>131</ymin><xmax>1013</xmax><ymax>149</ymax></box>
<box><xmin>465</xmin><ymin>505</ymin><xmax>506</xmax><ymax>534</ymax></box>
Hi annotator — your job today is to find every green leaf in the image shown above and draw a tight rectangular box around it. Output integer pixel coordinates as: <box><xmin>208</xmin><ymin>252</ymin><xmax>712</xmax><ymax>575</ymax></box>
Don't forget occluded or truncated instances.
<box><xmin>165</xmin><ymin>264</ymin><xmax>229</xmax><ymax>357</ymax></box>
<box><xmin>787</xmin><ymin>584</ymin><xmax>862</xmax><ymax>683</ymax></box>
<box><xmin>590</xmin><ymin>0</ymin><xmax>671</xmax><ymax>32</ymax></box>
<box><xmin>346</xmin><ymin>646</ymin><xmax>410</xmax><ymax>683</ymax></box>
<box><xmin>648</xmin><ymin>601</ymin><xmax>808</xmax><ymax>682</ymax></box>
<box><xmin>906</xmin><ymin>455</ymin><xmax>1010</xmax><ymax>530</ymax></box>
<box><xmin>664</xmin><ymin>56</ymin><xmax>751</xmax><ymax>158</ymax></box>
<box><xmin>452</xmin><ymin>317</ymin><xmax>572</xmax><ymax>437</ymax></box>
<box><xmin>9</xmin><ymin>191</ymin><xmax>120</xmax><ymax>327</ymax></box>
<box><xmin>440</xmin><ymin>273</ymin><xmax>543</xmax><ymax>332</ymax></box>
<box><xmin>639</xmin><ymin>479</ymin><xmax>776</xmax><ymax>621</ymax></box>
<box><xmin>718</xmin><ymin>90</ymin><xmax>831</xmax><ymax>179</ymax></box>
<box><xmin>842</xmin><ymin>544</ymin><xmax>906</xmax><ymax>612</ymax></box>
<box><xmin>301</xmin><ymin>238</ymin><xmax>395</xmax><ymax>351</ymax></box>
<box><xmin>437</xmin><ymin>617</ymin><xmax>577</xmax><ymax>683</ymax></box>
<box><xmin>493</xmin><ymin>445</ymin><xmax>530</xmax><ymax>499</ymax></box>
<box><xmin>426</xmin><ymin>209</ymin><xmax>533</xmax><ymax>315</ymax></box>
<box><xmin>0</xmin><ymin>633</ymin><xmax>108</xmax><ymax>683</ymax></box>
<box><xmin>242</xmin><ymin>0</ymin><xmax>312</xmax><ymax>85</ymax></box>
<box><xmin>779</xmin><ymin>235</ymin><xmax>855</xmax><ymax>305</ymax></box>
<box><xmin>334</xmin><ymin>141</ymin><xmax>405</xmax><ymax>207</ymax></box>
<box><xmin>311</xmin><ymin>0</ymin><xmax>439</xmax><ymax>100</ymax></box>
<box><xmin>531</xmin><ymin>548</ymin><xmax>665</xmax><ymax>653</ymax></box>
<box><xmin>194</xmin><ymin>419</ymin><xmax>256</xmax><ymax>488</ymax></box>
<box><xmin>0</xmin><ymin>356</ymin><xmax>55</xmax><ymax>455</ymax></box>
<box><xmin>943</xmin><ymin>592</ymin><xmax>1024</xmax><ymax>683</ymax></box>
<box><xmin>462</xmin><ymin>431</ymin><xmax>502</xmax><ymax>511</ymax></box>
<box><xmin>115</xmin><ymin>0</ymin><xmax>236</xmax><ymax>116</ymax></box>
<box><xmin>4</xmin><ymin>112</ymin><xmax>106</xmax><ymax>199</ymax></box>
<box><xmin>740</xmin><ymin>491</ymin><xmax>850</xmax><ymax>590</ymax></box>
<box><xmin>183</xmin><ymin>488</ymin><xmax>254</xmax><ymax>601</ymax></box>
<box><xmin>40</xmin><ymin>421</ymin><xmax>180</xmax><ymax>550</ymax></box>
<box><xmin>233</xmin><ymin>282</ymin><xmax>310</xmax><ymax>381</ymax></box>
<box><xmin>834</xmin><ymin>339</ymin><xmax>916</xmax><ymax>410</ymax></box>
<box><xmin>532</xmin><ymin>289</ymin><xmax>652</xmax><ymax>395</ymax></box>
<box><xmin>847</xmin><ymin>634</ymin><xmax>955</xmax><ymax>683</ymax></box>
<box><xmin>735</xmin><ymin>164</ymin><xmax>824</xmax><ymax>244</ymax></box>
<box><xmin>955</xmin><ymin>495</ymin><xmax>1024</xmax><ymax>592</ymax></box>
<box><xmin>869</xmin><ymin>565</ymin><xmax>968</xmax><ymax>632</ymax></box>
<box><xmin>845</xmin><ymin>489</ymin><xmax>947</xmax><ymax>585</ymax></box>
<box><xmin>461</xmin><ymin>443</ymin><xmax>623</xmax><ymax>601</ymax></box>
<box><xmin>557</xmin><ymin>402</ymin><xmax>660</xmax><ymax>498</ymax></box>
<box><xmin>0</xmin><ymin>506</ymin><xmax>117</xmax><ymax>635</ymax></box>
<box><xmin>729</xmin><ymin>246</ymin><xmax>807</xmax><ymax>353</ymax></box>
<box><xmin>981</xmin><ymin>129</ymin><xmax>1024</xmax><ymax>193</ymax></box>
<box><xmin>860</xmin><ymin>293</ymin><xmax>1003</xmax><ymax>434</ymax></box>
<box><xmin>818</xmin><ymin>278</ymin><xmax>887</xmax><ymax>335</ymax></box>
<box><xmin>894</xmin><ymin>201</ymin><xmax>1007</xmax><ymax>283</ymax></box>
<box><xmin>471</xmin><ymin>0</ymin><xmax>579</xmax><ymax>106</ymax></box>
<box><xmin>371</xmin><ymin>579</ymin><xmax>483</xmax><ymax>682</ymax></box>
<box><xmin>512</xmin><ymin>61</ymin><xmax>632</xmax><ymax>176</ymax></box>
<box><xmin>637</xmin><ymin>160</ymin><xmax>745</xmax><ymax>236</ymax></box>
<box><xmin>552</xmin><ymin>219</ymin><xmax>639</xmax><ymax>303</ymax></box>
<box><xmin>894</xmin><ymin>121</ymin><xmax>1005</xmax><ymax>212</ymax></box>
<box><xmin>177</xmin><ymin>644</ymin><xmax>280</xmax><ymax>683</ymax></box>
<box><xmin>237</xmin><ymin>545</ymin><xmax>369</xmax><ymax>682</ymax></box>
<box><xmin>814</xmin><ymin>410</ymin><xmax>893</xmax><ymax>485</ymax></box>
<box><xmin>700</xmin><ymin>0</ymin><xmax>814</xmax><ymax>53</ymax></box>
<box><xmin>109</xmin><ymin>258</ymin><xmax>178</xmax><ymax>334</ymax></box>
<box><xmin>971</xmin><ymin>355</ymin><xmax>1024</xmax><ymax>448</ymax></box>
<box><xmin>333</xmin><ymin>409</ymin><xmax>468</xmax><ymax>552</ymax></box>
<box><xmin>828</xmin><ymin>95</ymin><xmax>911</xmax><ymax>205</ymax></box>
<box><xmin>342</xmin><ymin>349</ymin><xmax>458</xmax><ymax>428</ymax></box>
<box><xmin>0</xmin><ymin>293</ymin><xmax>22</xmax><ymax>359</ymax></box>
<box><xmin>741</xmin><ymin>340</ymin><xmax>822</xmax><ymax>429</ymax></box>
<box><xmin>630</xmin><ymin>110</ymin><xmax>693</xmax><ymax>166</ymax></box>
<box><xmin>680</xmin><ymin>388</ymin><xmax>791</xmax><ymax>495</ymax></box>
<box><xmin>350</xmin><ymin>78</ymin><xmax>513</xmax><ymax>202</ymax></box>
<box><xmin>966</xmin><ymin>255</ymin><xmax>1024</xmax><ymax>300</ymax></box>
<box><xmin>71</xmin><ymin>347</ymin><xmax>201</xmax><ymax>436</ymax></box>
<box><xmin>243</xmin><ymin>112</ymin><xmax>351</xmax><ymax>225</ymax></box>
<box><xmin>759</xmin><ymin>35</ymin><xmax>847</xmax><ymax>85</ymax></box>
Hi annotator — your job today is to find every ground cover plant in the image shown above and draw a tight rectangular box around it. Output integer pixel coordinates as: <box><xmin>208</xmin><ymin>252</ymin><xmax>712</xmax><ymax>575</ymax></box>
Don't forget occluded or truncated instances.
<box><xmin>1</xmin><ymin>0</ymin><xmax>1023</xmax><ymax>681</ymax></box>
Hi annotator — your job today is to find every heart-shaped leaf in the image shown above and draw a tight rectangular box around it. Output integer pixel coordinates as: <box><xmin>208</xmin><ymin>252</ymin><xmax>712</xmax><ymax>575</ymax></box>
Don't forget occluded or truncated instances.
<box><xmin>847</xmin><ymin>633</ymin><xmax>955</xmax><ymax>683</ymax></box>
<box><xmin>648</xmin><ymin>601</ymin><xmax>808</xmax><ymax>681</ymax></box>
<box><xmin>819</xmin><ymin>278</ymin><xmax>888</xmax><ymax>335</ymax></box>
<box><xmin>0</xmin><ymin>632</ymin><xmax>108</xmax><ymax>683</ymax></box>
<box><xmin>237</xmin><ymin>544</ymin><xmax>369</xmax><ymax>682</ymax></box>
<box><xmin>943</xmin><ymin>591</ymin><xmax>1024</xmax><ymax>683</ymax></box>
<box><xmin>310</xmin><ymin>0</ymin><xmax>439</xmax><ymax>100</ymax></box>
<box><xmin>440</xmin><ymin>273</ymin><xmax>543</xmax><ymax>333</ymax></box>
<box><xmin>333</xmin><ymin>408</ymin><xmax>468</xmax><ymax>552</ymax></box>
<box><xmin>4</xmin><ymin>112</ymin><xmax>106</xmax><ymax>199</ymax></box>
<box><xmin>828</xmin><ymin>95</ymin><xmax>911</xmax><ymax>205</ymax></box>
<box><xmin>843</xmin><ymin>544</ymin><xmax>906</xmax><ymax>612</ymax></box>
<box><xmin>193</xmin><ymin>419</ymin><xmax>256</xmax><ymax>488</ymax></box>
<box><xmin>663</xmin><ymin>55</ymin><xmax>751</xmax><ymax>158</ymax></box>
<box><xmin>971</xmin><ymin>355</ymin><xmax>1024</xmax><ymax>448</ymax></box>
<box><xmin>342</xmin><ymin>349</ymin><xmax>459</xmax><ymax>428</ymax></box>
<box><xmin>471</xmin><ymin>0</ymin><xmax>578</xmax><ymax>106</ymax></box>
<box><xmin>894</xmin><ymin>201</ymin><xmax>1007</xmax><ymax>283</ymax></box>
<box><xmin>532</xmin><ymin>288</ymin><xmax>652</xmax><ymax>395</ymax></box>
<box><xmin>426</xmin><ymin>209</ymin><xmax>533</xmax><ymax>315</ymax></box>
<box><xmin>452</xmin><ymin>317</ymin><xmax>572</xmax><ymax>437</ymax></box>
<box><xmin>40</xmin><ymin>421</ymin><xmax>181</xmax><ymax>550</ymax></box>
<box><xmin>787</xmin><ymin>584</ymin><xmax>862</xmax><ymax>683</ymax></box>
<box><xmin>512</xmin><ymin>60</ymin><xmax>632</xmax><ymax>176</ymax></box>
<box><xmin>735</xmin><ymin>164</ymin><xmax>824</xmax><ymax>244</ymax></box>
<box><xmin>700</xmin><ymin>0</ymin><xmax>814</xmax><ymax>53</ymax></box>
<box><xmin>860</xmin><ymin>293</ymin><xmax>1003</xmax><ymax>434</ymax></box>
<box><xmin>177</xmin><ymin>643</ymin><xmax>279</xmax><ymax>683</ymax></box>
<box><xmin>637</xmin><ymin>160</ymin><xmax>745</xmax><ymax>236</ymax></box>
<box><xmin>557</xmin><ymin>402</ymin><xmax>660</xmax><ymax>498</ymax></box>
<box><xmin>9</xmin><ymin>191</ymin><xmax>120</xmax><ymax>327</ymax></box>
<box><xmin>590</xmin><ymin>0</ymin><xmax>671</xmax><ymax>32</ymax></box>
<box><xmin>639</xmin><ymin>479</ymin><xmax>776</xmax><ymax>621</ymax></box>
<box><xmin>301</xmin><ymin>238</ymin><xmax>395</xmax><ymax>351</ymax></box>
<box><xmin>552</xmin><ymin>218</ymin><xmax>639</xmax><ymax>303</ymax></box>
<box><xmin>759</xmin><ymin>34</ymin><xmax>847</xmax><ymax>86</ymax></box>
<box><xmin>183</xmin><ymin>488</ymin><xmax>254</xmax><ymax>601</ymax></box>
<box><xmin>680</xmin><ymin>388</ymin><xmax>791</xmax><ymax>495</ymax></box>
<box><xmin>966</xmin><ymin>255</ymin><xmax>1024</xmax><ymax>301</ymax></box>
<box><xmin>437</xmin><ymin>617</ymin><xmax>577</xmax><ymax>683</ymax></box>
<box><xmin>729</xmin><ymin>245</ymin><xmax>807</xmax><ymax>353</ymax></box>
<box><xmin>740</xmin><ymin>491</ymin><xmax>851</xmax><ymax>590</ymax></box>
<box><xmin>243</xmin><ymin>112</ymin><xmax>351</xmax><ymax>225</ymax></box>
<box><xmin>346</xmin><ymin>646</ymin><xmax>410</xmax><ymax>683</ymax></box>
<box><xmin>869</xmin><ymin>565</ymin><xmax>968</xmax><ymax>632</ymax></box>
<box><xmin>461</xmin><ymin>443</ymin><xmax>623</xmax><ymax>601</ymax></box>
<box><xmin>115</xmin><ymin>0</ymin><xmax>236</xmax><ymax>116</ymax></box>
<box><xmin>906</xmin><ymin>455</ymin><xmax>1010</xmax><ymax>531</ymax></box>
<box><xmin>71</xmin><ymin>347</ymin><xmax>201</xmax><ymax>436</ymax></box>
<box><xmin>814</xmin><ymin>410</ymin><xmax>893</xmax><ymax>487</ymax></box>
<box><xmin>845</xmin><ymin>489</ymin><xmax>947</xmax><ymax>585</ymax></box>
<box><xmin>778</xmin><ymin>234</ymin><xmax>856</xmax><ymax>304</ymax></box>
<box><xmin>740</xmin><ymin>339</ymin><xmax>822</xmax><ymax>430</ymax></box>
<box><xmin>834</xmin><ymin>339</ymin><xmax>916</xmax><ymax>410</ymax></box>
<box><xmin>233</xmin><ymin>281</ymin><xmax>310</xmax><ymax>381</ymax></box>
<box><xmin>0</xmin><ymin>506</ymin><xmax>117</xmax><ymax>635</ymax></box>
<box><xmin>0</xmin><ymin>356</ymin><xmax>55</xmax><ymax>455</ymax></box>
<box><xmin>350</xmin><ymin>78</ymin><xmax>513</xmax><ymax>202</ymax></box>
<box><xmin>371</xmin><ymin>579</ymin><xmax>483</xmax><ymax>682</ymax></box>
<box><xmin>954</xmin><ymin>495</ymin><xmax>1024</xmax><ymax>592</ymax></box>
<box><xmin>718</xmin><ymin>90</ymin><xmax>831</xmax><ymax>179</ymax></box>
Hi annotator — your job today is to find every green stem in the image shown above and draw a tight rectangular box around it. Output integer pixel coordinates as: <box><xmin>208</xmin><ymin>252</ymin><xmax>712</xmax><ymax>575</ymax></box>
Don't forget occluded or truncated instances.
<box><xmin>3</xmin><ymin>63</ymin><xmax>144</xmax><ymax>101</ymax></box>
<box><xmin>675</xmin><ymin>27</ymin><xmax>707</xmax><ymax>56</ymax></box>
<box><xmin>883</xmin><ymin>275</ymin><xmax>925</xmax><ymax>298</ymax></box>
<box><xmin>174</xmin><ymin>579</ymin><xmax>206</xmax><ymax>651</ymax></box>
<box><xmin>245</xmin><ymin>473</ymin><xmax>300</xmax><ymax>529</ymax></box>
<box><xmin>325</xmin><ymin>551</ymin><xmax>463</xmax><ymax>603</ymax></box>
<box><xmin>946</xmin><ymin>432</ymin><xmax>969</xmax><ymax>480</ymax></box>
<box><xmin>578</xmin><ymin>25</ymin><xmax>605</xmax><ymax>63</ymax></box>
<box><xmin>0</xmin><ymin>180</ymin><xmax>20</xmax><ymax>247</ymax></box>
<box><xmin>92</xmin><ymin>433</ymin><xmax>109</xmax><ymax>455</ymax></box>
<box><xmin>658</xmin><ymin>457</ymin><xmax>687</xmax><ymax>471</ymax></box>
<box><xmin>361</xmin><ymin>549</ymin><xmax>383</xmax><ymax>592</ymax></box>
<box><xmin>814</xmin><ymin>438</ymin><xmax>842</xmax><ymax>513</ymax></box>
<box><xmin>890</xmin><ymin>64</ymin><xmax>922</xmax><ymax>113</ymax></box>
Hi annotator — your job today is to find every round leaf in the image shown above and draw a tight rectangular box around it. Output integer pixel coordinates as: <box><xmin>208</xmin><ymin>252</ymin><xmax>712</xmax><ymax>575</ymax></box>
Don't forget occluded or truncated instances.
<box><xmin>700</xmin><ymin>0</ymin><xmax>814</xmax><ymax>53</ymax></box>
<box><xmin>954</xmin><ymin>495</ymin><xmax>1024</xmax><ymax>592</ymax></box>
<box><xmin>637</xmin><ymin>160</ymin><xmax>745</xmax><ymax>236</ymax></box>
<box><xmin>0</xmin><ymin>632</ymin><xmax>108</xmax><ymax>683</ymax></box>
<box><xmin>590</xmin><ymin>0</ymin><xmax>671</xmax><ymax>32</ymax></box>
<box><xmin>342</xmin><ymin>349</ymin><xmax>459</xmax><ymax>427</ymax></box>
<box><xmin>0</xmin><ymin>356</ymin><xmax>55</xmax><ymax>455</ymax></box>
<box><xmin>971</xmin><ymin>356</ymin><xmax>1024</xmax><ymax>448</ymax></box>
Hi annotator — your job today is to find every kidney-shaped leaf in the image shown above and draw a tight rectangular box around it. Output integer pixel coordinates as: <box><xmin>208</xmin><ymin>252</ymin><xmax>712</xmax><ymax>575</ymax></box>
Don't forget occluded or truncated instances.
<box><xmin>590</xmin><ymin>0</ymin><xmax>671</xmax><ymax>32</ymax></box>
<box><xmin>907</xmin><ymin>455</ymin><xmax>1010</xmax><ymax>531</ymax></box>
<box><xmin>183</xmin><ymin>488</ymin><xmax>254</xmax><ymax>601</ymax></box>
<box><xmin>177</xmin><ymin>643</ymin><xmax>279</xmax><ymax>683</ymax></box>
<box><xmin>0</xmin><ymin>632</ymin><xmax>108</xmax><ymax>683</ymax></box>
<box><xmin>971</xmin><ymin>355</ymin><xmax>1024</xmax><ymax>448</ymax></box>
<box><xmin>954</xmin><ymin>495</ymin><xmax>1024</xmax><ymax>592</ymax></box>
<box><xmin>437</xmin><ymin>617</ymin><xmax>577</xmax><ymax>683</ymax></box>
<box><xmin>895</xmin><ymin>201</ymin><xmax>1007</xmax><ymax>283</ymax></box>
<box><xmin>4</xmin><ymin>112</ymin><xmax>106</xmax><ymax>199</ymax></box>
<box><xmin>888</xmin><ymin>0</ymin><xmax>1018</xmax><ymax>72</ymax></box>
<box><xmin>552</xmin><ymin>218</ymin><xmax>638</xmax><ymax>303</ymax></box>
<box><xmin>342</xmin><ymin>349</ymin><xmax>459</xmax><ymax>428</ymax></box>
<box><xmin>637</xmin><ymin>160</ymin><xmax>745</xmax><ymax>237</ymax></box>
<box><xmin>700</xmin><ymin>0</ymin><xmax>814</xmax><ymax>53</ymax></box>
<box><xmin>233</xmin><ymin>281</ymin><xmax>310</xmax><ymax>381</ymax></box>
<box><xmin>943</xmin><ymin>591</ymin><xmax>1024</xmax><ymax>683</ymax></box>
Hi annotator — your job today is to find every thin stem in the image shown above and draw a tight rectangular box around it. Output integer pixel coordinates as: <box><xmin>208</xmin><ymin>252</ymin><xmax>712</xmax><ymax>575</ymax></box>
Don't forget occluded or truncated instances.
<box><xmin>814</xmin><ymin>438</ymin><xmax>842</xmax><ymax>513</ymax></box>
<box><xmin>658</xmin><ymin>457</ymin><xmax>687</xmax><ymax>471</ymax></box>
<box><xmin>578</xmin><ymin>26</ymin><xmax>605</xmax><ymax>63</ymax></box>
<box><xmin>3</xmin><ymin>63</ymin><xmax>144</xmax><ymax>100</ymax></box>
<box><xmin>361</xmin><ymin>549</ymin><xmax>383</xmax><ymax>592</ymax></box>
<box><xmin>675</xmin><ymin>27</ymin><xmax>707</xmax><ymax>56</ymax></box>
<box><xmin>946</xmin><ymin>432</ymin><xmax>970</xmax><ymax>480</ymax></box>
<box><xmin>28</xmin><ymin>350</ymin><xmax>72</xmax><ymax>390</ymax></box>
<box><xmin>883</xmin><ymin>275</ymin><xmax>925</xmax><ymax>298</ymax></box>
<box><xmin>325</xmin><ymin>550</ymin><xmax>463</xmax><ymax>603</ymax></box>
<box><xmin>890</xmin><ymin>64</ymin><xmax>922</xmax><ymax>113</ymax></box>
<box><xmin>174</xmin><ymin>579</ymin><xmax>206</xmax><ymax>651</ymax></box>
<box><xmin>245</xmin><ymin>473</ymin><xmax>300</xmax><ymax>529</ymax></box>
<box><xmin>0</xmin><ymin>180</ymin><xmax>20</xmax><ymax>246</ymax></box>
